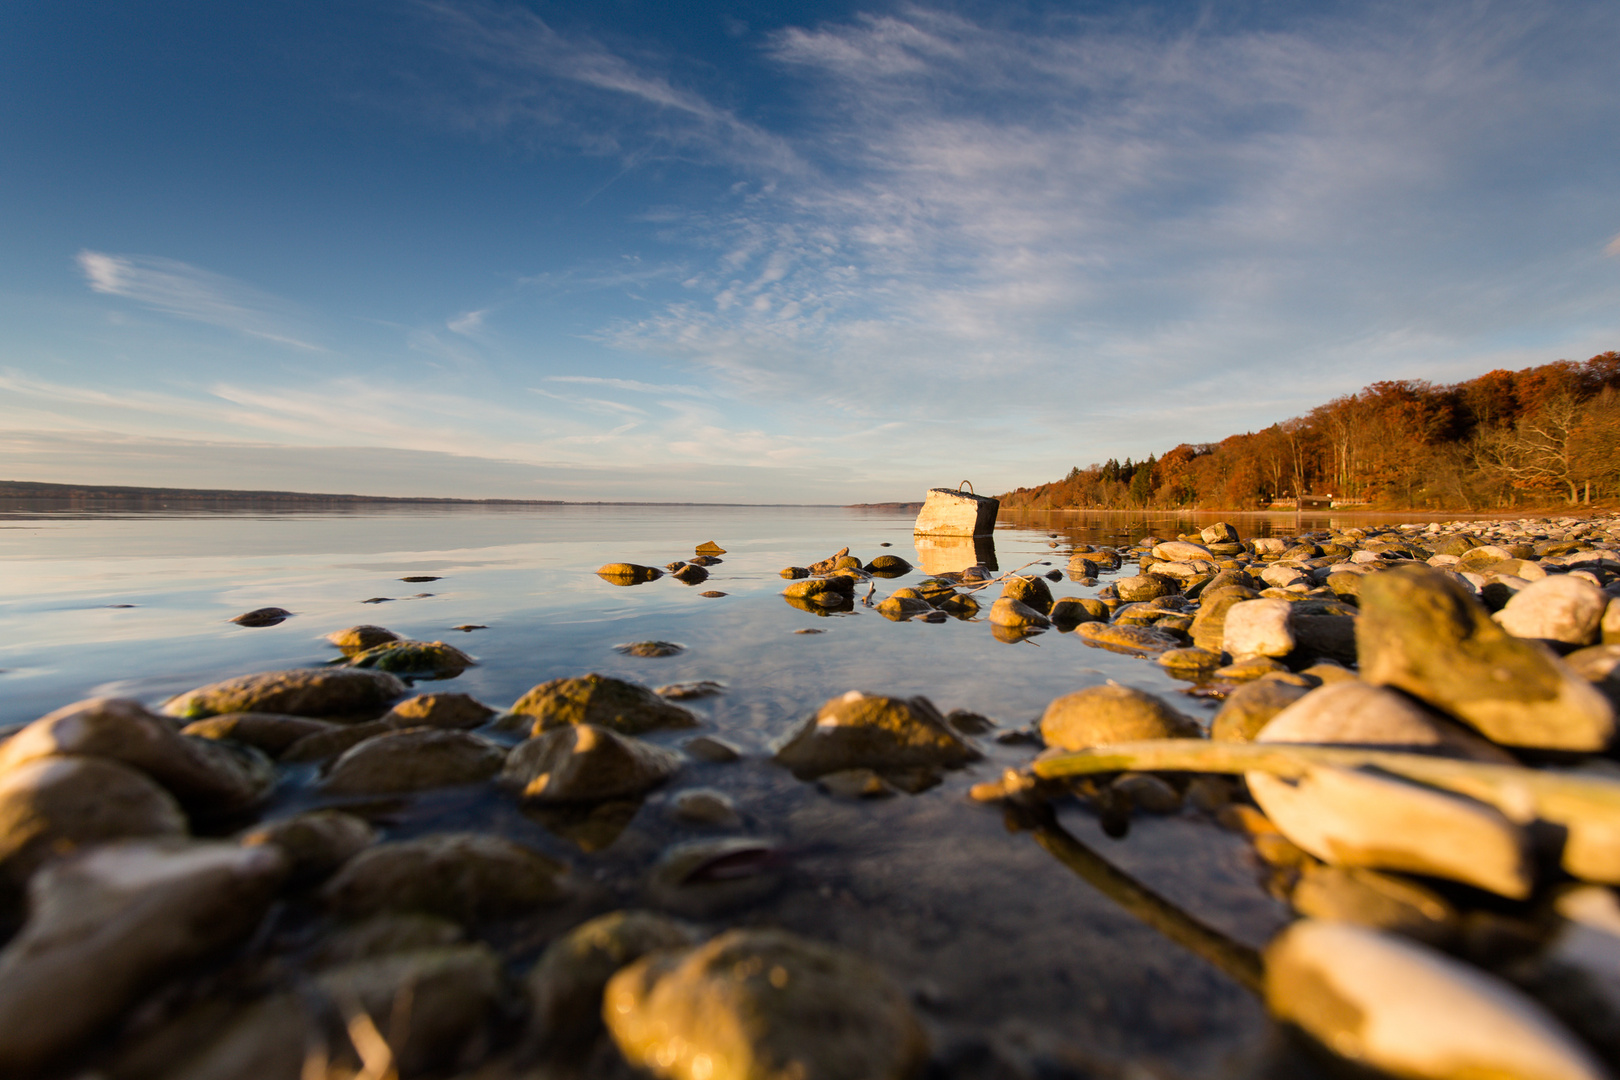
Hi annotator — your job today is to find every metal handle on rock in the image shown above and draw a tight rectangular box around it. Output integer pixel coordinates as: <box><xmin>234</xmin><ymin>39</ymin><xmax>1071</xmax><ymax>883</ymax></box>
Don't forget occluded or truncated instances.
<box><xmin>958</xmin><ymin>481</ymin><xmax>975</xmax><ymax>494</ymax></box>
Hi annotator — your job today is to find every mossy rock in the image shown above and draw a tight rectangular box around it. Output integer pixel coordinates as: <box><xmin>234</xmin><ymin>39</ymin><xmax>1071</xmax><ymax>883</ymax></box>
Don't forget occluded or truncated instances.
<box><xmin>773</xmin><ymin>691</ymin><xmax>980</xmax><ymax>780</ymax></box>
<box><xmin>510</xmin><ymin>673</ymin><xmax>698</xmax><ymax>736</ymax></box>
<box><xmin>348</xmin><ymin>640</ymin><xmax>476</xmax><ymax>677</ymax></box>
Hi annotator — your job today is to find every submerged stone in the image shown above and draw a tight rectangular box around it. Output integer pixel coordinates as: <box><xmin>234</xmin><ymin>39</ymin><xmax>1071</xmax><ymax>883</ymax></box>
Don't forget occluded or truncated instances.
<box><xmin>164</xmin><ymin>668</ymin><xmax>406</xmax><ymax>720</ymax></box>
<box><xmin>511</xmin><ymin>673</ymin><xmax>699</xmax><ymax>735</ymax></box>
<box><xmin>773</xmin><ymin>691</ymin><xmax>980</xmax><ymax>780</ymax></box>
<box><xmin>321</xmin><ymin>832</ymin><xmax>570</xmax><ymax>921</ymax></box>
<box><xmin>347</xmin><ymin>639</ymin><xmax>476</xmax><ymax>677</ymax></box>
<box><xmin>501</xmin><ymin>724</ymin><xmax>680</xmax><ymax>803</ymax></box>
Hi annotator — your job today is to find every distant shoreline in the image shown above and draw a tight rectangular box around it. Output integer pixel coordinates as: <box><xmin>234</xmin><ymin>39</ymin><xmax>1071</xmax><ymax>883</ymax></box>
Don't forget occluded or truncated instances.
<box><xmin>0</xmin><ymin>480</ymin><xmax>855</xmax><ymax>508</ymax></box>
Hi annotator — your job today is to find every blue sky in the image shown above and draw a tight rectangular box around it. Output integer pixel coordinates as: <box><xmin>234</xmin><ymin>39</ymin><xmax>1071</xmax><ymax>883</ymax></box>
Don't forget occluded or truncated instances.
<box><xmin>3</xmin><ymin>0</ymin><xmax>1617</xmax><ymax>502</ymax></box>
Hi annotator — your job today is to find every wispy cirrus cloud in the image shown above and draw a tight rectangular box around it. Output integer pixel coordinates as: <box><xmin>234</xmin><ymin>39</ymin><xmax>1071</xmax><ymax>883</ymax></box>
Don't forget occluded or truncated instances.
<box><xmin>76</xmin><ymin>251</ymin><xmax>324</xmax><ymax>351</ymax></box>
<box><xmin>543</xmin><ymin>375</ymin><xmax>706</xmax><ymax>396</ymax></box>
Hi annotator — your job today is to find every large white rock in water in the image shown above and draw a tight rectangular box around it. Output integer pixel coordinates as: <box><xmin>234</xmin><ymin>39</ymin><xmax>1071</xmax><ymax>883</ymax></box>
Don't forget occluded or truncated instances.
<box><xmin>0</xmin><ymin>840</ymin><xmax>287</xmax><ymax>1075</ymax></box>
<box><xmin>1266</xmin><ymin>920</ymin><xmax>1610</xmax><ymax>1080</ymax></box>
<box><xmin>913</xmin><ymin>486</ymin><xmax>999</xmax><ymax>536</ymax></box>
<box><xmin>1246</xmin><ymin>764</ymin><xmax>1532</xmax><ymax>898</ymax></box>
<box><xmin>1257</xmin><ymin>681</ymin><xmax>1513</xmax><ymax>762</ymax></box>
<box><xmin>1496</xmin><ymin>574</ymin><xmax>1610</xmax><ymax>646</ymax></box>
<box><xmin>1223</xmin><ymin>598</ymin><xmax>1296</xmax><ymax>658</ymax></box>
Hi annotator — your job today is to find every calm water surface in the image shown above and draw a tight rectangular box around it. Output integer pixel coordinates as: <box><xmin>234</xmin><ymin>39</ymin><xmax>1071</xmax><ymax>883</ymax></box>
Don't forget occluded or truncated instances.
<box><xmin>0</xmin><ymin>503</ymin><xmax>1409</xmax><ymax>1076</ymax></box>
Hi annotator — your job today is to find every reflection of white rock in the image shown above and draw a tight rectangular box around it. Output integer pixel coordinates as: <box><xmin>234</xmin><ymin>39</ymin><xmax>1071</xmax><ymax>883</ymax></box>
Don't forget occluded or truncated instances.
<box><xmin>914</xmin><ymin>533</ymin><xmax>997</xmax><ymax>576</ymax></box>
<box><xmin>913</xmin><ymin>488</ymin><xmax>998</xmax><ymax>536</ymax></box>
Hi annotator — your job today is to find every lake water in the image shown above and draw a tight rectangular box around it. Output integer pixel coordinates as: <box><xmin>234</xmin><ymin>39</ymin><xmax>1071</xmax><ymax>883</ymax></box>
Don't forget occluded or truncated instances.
<box><xmin>0</xmin><ymin>502</ymin><xmax>1390</xmax><ymax>1076</ymax></box>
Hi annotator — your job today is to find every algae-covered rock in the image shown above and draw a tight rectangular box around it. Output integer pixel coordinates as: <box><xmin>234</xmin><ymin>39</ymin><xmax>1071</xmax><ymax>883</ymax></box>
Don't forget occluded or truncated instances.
<box><xmin>501</xmin><ymin>724</ymin><xmax>680</xmax><ymax>803</ymax></box>
<box><xmin>603</xmin><ymin>929</ymin><xmax>929</xmax><ymax>1080</ymax></box>
<box><xmin>1000</xmin><ymin>574</ymin><xmax>1054</xmax><ymax>615</ymax></box>
<box><xmin>1265</xmin><ymin>920</ymin><xmax>1608</xmax><ymax>1080</ymax></box>
<box><xmin>0</xmin><ymin>757</ymin><xmax>187</xmax><ymax>893</ymax></box>
<box><xmin>782</xmin><ymin>576</ymin><xmax>857</xmax><ymax>601</ymax></box>
<box><xmin>347</xmin><ymin>639</ymin><xmax>476</xmax><ymax>677</ymax></box>
<box><xmin>1040</xmin><ymin>684</ymin><xmax>1201</xmax><ymax>751</ymax></box>
<box><xmin>321</xmin><ymin>832</ymin><xmax>570</xmax><ymax>921</ymax></box>
<box><xmin>773</xmin><ymin>691</ymin><xmax>980</xmax><ymax>780</ymax></box>
<box><xmin>1211</xmin><ymin>681</ymin><xmax>1312</xmax><ymax>742</ymax></box>
<box><xmin>1356</xmin><ymin>564</ymin><xmax>1614</xmax><ymax>750</ymax></box>
<box><xmin>528</xmin><ymin>910</ymin><xmax>699</xmax><ymax>1049</ymax></box>
<box><xmin>865</xmin><ymin>554</ymin><xmax>913</xmax><ymax>576</ymax></box>
<box><xmin>320</xmin><ymin>728</ymin><xmax>505</xmax><ymax>794</ymax></box>
<box><xmin>164</xmin><ymin>667</ymin><xmax>406</xmax><ymax>720</ymax></box>
<box><xmin>0</xmin><ymin>840</ymin><xmax>287</xmax><ymax>1076</ymax></box>
<box><xmin>2</xmin><ymin>696</ymin><xmax>275</xmax><ymax>812</ymax></box>
<box><xmin>598</xmin><ymin>563</ymin><xmax>664</xmax><ymax>585</ymax></box>
<box><xmin>511</xmin><ymin>673</ymin><xmax>698</xmax><ymax>735</ymax></box>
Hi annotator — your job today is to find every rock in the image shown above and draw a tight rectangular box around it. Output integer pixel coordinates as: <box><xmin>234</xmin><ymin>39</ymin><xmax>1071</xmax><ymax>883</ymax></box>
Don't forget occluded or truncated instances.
<box><xmin>1215</xmin><ymin>656</ymin><xmax>1290</xmax><ymax>681</ymax></box>
<box><xmin>1190</xmin><ymin>590</ymin><xmax>1251</xmax><ymax>652</ymax></box>
<box><xmin>379</xmin><ymin>691</ymin><xmax>497</xmax><ymax>730</ymax></box>
<box><xmin>865</xmin><ymin>554</ymin><xmax>913</xmax><ymax>576</ymax></box>
<box><xmin>1111</xmin><ymin>772</ymin><xmax>1182</xmax><ymax>813</ymax></box>
<box><xmin>180</xmin><ymin>712</ymin><xmax>337</xmax><ymax>757</ymax></box>
<box><xmin>668</xmin><ymin>787</ymin><xmax>741</xmax><ymax>826</ymax></box>
<box><xmin>1290</xmin><ymin>864</ymin><xmax>1457</xmax><ymax>945</ymax></box>
<box><xmin>321</xmin><ymin>832</ymin><xmax>570</xmax><ymax>921</ymax></box>
<box><xmin>511</xmin><ymin>673</ymin><xmax>698</xmax><ymax>735</ymax></box>
<box><xmin>1356</xmin><ymin>564</ymin><xmax>1615</xmax><ymax>751</ymax></box>
<box><xmin>310</xmin><ymin>911</ymin><xmax>464</xmax><ymax>968</ymax></box>
<box><xmin>1116</xmin><ymin>574</ymin><xmax>1179</xmax><ymax>602</ymax></box>
<box><xmin>1074</xmin><ymin>622</ymin><xmax>1182</xmax><ymax>655</ymax></box>
<box><xmin>1265</xmin><ymin>920</ymin><xmax>1608</xmax><ymax>1080</ymax></box>
<box><xmin>989</xmin><ymin>596</ymin><xmax>1050</xmax><ymax>630</ymax></box>
<box><xmin>0</xmin><ymin>757</ymin><xmax>187</xmax><ymax>894</ymax></box>
<box><xmin>604</xmin><ymin>928</ymin><xmax>929</xmax><ymax>1080</ymax></box>
<box><xmin>348</xmin><ymin>639</ymin><xmax>476</xmax><ymax>677</ymax></box>
<box><xmin>657</xmin><ymin>681</ymin><xmax>726</xmax><ymax>701</ymax></box>
<box><xmin>1605</xmin><ymin>598</ymin><xmax>1620</xmax><ymax>644</ymax></box>
<box><xmin>325</xmin><ymin>625</ymin><xmax>401</xmax><ymax>653</ymax></box>
<box><xmin>682</xmin><ymin>734</ymin><xmax>742</xmax><ymax>763</ymax></box>
<box><xmin>807</xmin><ymin>547</ymin><xmax>851</xmax><ymax>574</ymax></box>
<box><xmin>672</xmin><ymin>563</ymin><xmax>710</xmax><ymax>585</ymax></box>
<box><xmin>1201</xmin><ymin>522</ymin><xmax>1240</xmax><ymax>544</ymax></box>
<box><xmin>1257</xmin><ymin>681</ymin><xmax>1514</xmax><ymax>762</ymax></box>
<box><xmin>1566</xmin><ymin>644</ymin><xmax>1620</xmax><ymax>706</ymax></box>
<box><xmin>230</xmin><ymin>606</ymin><xmax>291</xmax><ymax>627</ymax></box>
<box><xmin>1223</xmin><ymin>598</ymin><xmax>1297</xmax><ymax>658</ymax></box>
<box><xmin>616</xmin><ymin>640</ymin><xmax>686</xmax><ymax>657</ymax></box>
<box><xmin>817</xmin><ymin>767</ymin><xmax>896</xmax><ymax>799</ymax></box>
<box><xmin>780</xmin><ymin>566</ymin><xmax>810</xmax><ymax>579</ymax></box>
<box><xmin>1049</xmin><ymin>595</ymin><xmax>1108</xmax><ymax>628</ymax></box>
<box><xmin>1496</xmin><ymin>575</ymin><xmax>1610</xmax><ymax>646</ymax></box>
<box><xmin>321</xmin><ymin>728</ymin><xmax>505</xmax><ymax>794</ymax></box>
<box><xmin>645</xmin><ymin>838</ymin><xmax>788</xmax><ymax>917</ymax></box>
<box><xmin>0</xmin><ymin>840</ymin><xmax>287</xmax><ymax>1076</ymax></box>
<box><xmin>1260</xmin><ymin>563</ymin><xmax>1311</xmax><ymax>589</ymax></box>
<box><xmin>1000</xmin><ymin>574</ymin><xmax>1054</xmax><ymax>614</ymax></box>
<box><xmin>1040</xmin><ymin>684</ymin><xmax>1202</xmax><ymax>751</ymax></box>
<box><xmin>239</xmin><ymin>810</ymin><xmax>376</xmax><ymax>884</ymax></box>
<box><xmin>1211</xmin><ymin>681</ymin><xmax>1313</xmax><ymax>742</ymax></box>
<box><xmin>528</xmin><ymin>910</ymin><xmax>699</xmax><ymax>1050</ymax></box>
<box><xmin>1</xmin><ymin>696</ymin><xmax>275</xmax><ymax>812</ymax></box>
<box><xmin>1158</xmin><ymin>647</ymin><xmax>1223</xmax><ymax>677</ymax></box>
<box><xmin>1246</xmin><ymin>764</ymin><xmax>1532</xmax><ymax>898</ymax></box>
<box><xmin>935</xmin><ymin>591</ymin><xmax>980</xmax><ymax>619</ymax></box>
<box><xmin>1301</xmin><ymin>661</ymin><xmax>1358</xmax><ymax>685</ymax></box>
<box><xmin>502</xmin><ymin>724</ymin><xmax>680</xmax><ymax>803</ymax></box>
<box><xmin>597</xmin><ymin>563</ymin><xmax>664</xmax><ymax>585</ymax></box>
<box><xmin>773</xmin><ymin>691</ymin><xmax>980</xmax><ymax>780</ymax></box>
<box><xmin>156</xmin><ymin>993</ymin><xmax>310</xmax><ymax>1080</ymax></box>
<box><xmin>165</xmin><ymin>668</ymin><xmax>406</xmax><ymax>720</ymax></box>
<box><xmin>278</xmin><ymin>719</ymin><xmax>393</xmax><ymax>764</ymax></box>
<box><xmin>696</xmin><ymin>541</ymin><xmax>726</xmax><ymax>556</ymax></box>
<box><xmin>878</xmin><ymin>595</ymin><xmax>939</xmax><ymax>621</ymax></box>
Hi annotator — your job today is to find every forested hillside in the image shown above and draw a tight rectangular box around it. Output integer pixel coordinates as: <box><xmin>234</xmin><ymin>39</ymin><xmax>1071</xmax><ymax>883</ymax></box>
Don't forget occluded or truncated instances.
<box><xmin>1001</xmin><ymin>352</ymin><xmax>1620</xmax><ymax>511</ymax></box>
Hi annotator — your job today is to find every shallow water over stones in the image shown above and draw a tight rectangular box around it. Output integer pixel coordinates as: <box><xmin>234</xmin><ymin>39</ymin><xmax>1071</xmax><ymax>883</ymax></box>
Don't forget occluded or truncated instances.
<box><xmin>3</xmin><ymin>503</ymin><xmax>1617</xmax><ymax>1078</ymax></box>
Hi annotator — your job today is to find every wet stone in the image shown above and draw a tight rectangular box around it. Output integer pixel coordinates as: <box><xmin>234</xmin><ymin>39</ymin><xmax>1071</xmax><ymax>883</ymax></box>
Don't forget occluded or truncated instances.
<box><xmin>817</xmin><ymin>767</ymin><xmax>896</xmax><ymax>799</ymax></box>
<box><xmin>773</xmin><ymin>691</ymin><xmax>980</xmax><ymax>780</ymax></box>
<box><xmin>1210</xmin><ymin>681</ymin><xmax>1312</xmax><ymax>742</ymax></box>
<box><xmin>1289</xmin><ymin>864</ymin><xmax>1458</xmax><ymax>946</ymax></box>
<box><xmin>164</xmin><ymin>667</ymin><xmax>406</xmax><ymax>720</ymax></box>
<box><xmin>511</xmin><ymin>673</ymin><xmax>699</xmax><ymax>736</ymax></box>
<box><xmin>616</xmin><ymin>640</ymin><xmax>686</xmax><ymax>658</ymax></box>
<box><xmin>1040</xmin><ymin>684</ymin><xmax>1202</xmax><ymax>751</ymax></box>
<box><xmin>681</xmin><ymin>734</ymin><xmax>741</xmax><ymax>762</ymax></box>
<box><xmin>667</xmin><ymin>787</ymin><xmax>742</xmax><ymax>826</ymax></box>
<box><xmin>229</xmin><ymin>606</ymin><xmax>291</xmax><ymax>627</ymax></box>
<box><xmin>597</xmin><ymin>563</ymin><xmax>664</xmax><ymax>585</ymax></box>
<box><xmin>180</xmin><ymin>712</ymin><xmax>337</xmax><ymax>757</ymax></box>
<box><xmin>672</xmin><ymin>563</ymin><xmax>710</xmax><ymax>585</ymax></box>
<box><xmin>321</xmin><ymin>832</ymin><xmax>570</xmax><ymax>922</ymax></box>
<box><xmin>238</xmin><ymin>809</ymin><xmax>376</xmax><ymax>884</ymax></box>
<box><xmin>657</xmin><ymin>680</ymin><xmax>726</xmax><ymax>701</ymax></box>
<box><xmin>379</xmin><ymin>691</ymin><xmax>497</xmax><ymax>730</ymax></box>
<box><xmin>347</xmin><ymin>639</ymin><xmax>476</xmax><ymax>677</ymax></box>
<box><xmin>1000</xmin><ymin>574</ymin><xmax>1055</xmax><ymax>614</ymax></box>
<box><xmin>645</xmin><ymin>838</ymin><xmax>789</xmax><ymax>918</ymax></box>
<box><xmin>502</xmin><ymin>724</ymin><xmax>681</xmax><ymax>803</ymax></box>
<box><xmin>1158</xmin><ymin>646</ymin><xmax>1222</xmax><ymax>677</ymax></box>
<box><xmin>1074</xmin><ymin>622</ymin><xmax>1182</xmax><ymax>655</ymax></box>
<box><xmin>309</xmin><ymin>910</ymin><xmax>464</xmax><ymax>968</ymax></box>
<box><xmin>1049</xmin><ymin>595</ymin><xmax>1108</xmax><ymax>628</ymax></box>
<box><xmin>989</xmin><ymin>596</ymin><xmax>1050</xmax><ymax>630</ymax></box>
<box><xmin>278</xmin><ymin>719</ymin><xmax>392</xmax><ymax>764</ymax></box>
<box><xmin>1257</xmin><ymin>681</ymin><xmax>1514</xmax><ymax>763</ymax></box>
<box><xmin>320</xmin><ymin>728</ymin><xmax>505</xmax><ymax>795</ymax></box>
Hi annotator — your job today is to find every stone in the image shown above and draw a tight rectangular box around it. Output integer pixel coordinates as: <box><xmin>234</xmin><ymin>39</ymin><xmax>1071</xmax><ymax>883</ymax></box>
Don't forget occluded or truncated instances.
<box><xmin>379</xmin><ymin>691</ymin><xmax>497</xmax><ymax>730</ymax></box>
<box><xmin>1049</xmin><ymin>595</ymin><xmax>1108</xmax><ymax>628</ymax></box>
<box><xmin>1222</xmin><ymin>598</ymin><xmax>1297</xmax><ymax>658</ymax></box>
<box><xmin>310</xmin><ymin>911</ymin><xmax>464</xmax><ymax>968</ymax></box>
<box><xmin>1040</xmin><ymin>684</ymin><xmax>1202</xmax><ymax>751</ymax></box>
<box><xmin>239</xmin><ymin>809</ymin><xmax>376</xmax><ymax>884</ymax></box>
<box><xmin>989</xmin><ymin>596</ymin><xmax>1050</xmax><ymax>630</ymax></box>
<box><xmin>511</xmin><ymin>673</ymin><xmax>698</xmax><ymax>735</ymax></box>
<box><xmin>229</xmin><ymin>606</ymin><xmax>291</xmax><ymax>627</ymax></box>
<box><xmin>1605</xmin><ymin>598</ymin><xmax>1620</xmax><ymax>644</ymax></box>
<box><xmin>1257</xmin><ymin>681</ymin><xmax>1514</xmax><ymax>762</ymax></box>
<box><xmin>782</xmin><ymin>576</ymin><xmax>858</xmax><ymax>604</ymax></box>
<box><xmin>1201</xmin><ymin>522</ymin><xmax>1240</xmax><ymax>544</ymax></box>
<box><xmin>1290</xmin><ymin>864</ymin><xmax>1457</xmax><ymax>945</ymax></box>
<box><xmin>682</xmin><ymin>734</ymin><xmax>742</xmax><ymax>762</ymax></box>
<box><xmin>878</xmin><ymin>595</ymin><xmax>938</xmax><ymax>621</ymax></box>
<box><xmin>347</xmin><ymin>639</ymin><xmax>476</xmax><ymax>677</ymax></box>
<box><xmin>1246</xmin><ymin>765</ymin><xmax>1532</xmax><ymax>898</ymax></box>
<box><xmin>1</xmin><ymin>696</ymin><xmax>275</xmax><ymax>813</ymax></box>
<box><xmin>772</xmin><ymin>691</ymin><xmax>980</xmax><ymax>779</ymax></box>
<box><xmin>1211</xmin><ymin>681</ymin><xmax>1313</xmax><ymax>742</ymax></box>
<box><xmin>528</xmin><ymin>910</ymin><xmax>699</xmax><ymax>1050</ymax></box>
<box><xmin>1496</xmin><ymin>574</ymin><xmax>1610</xmax><ymax>646</ymax></box>
<box><xmin>668</xmin><ymin>787</ymin><xmax>742</xmax><ymax>827</ymax></box>
<box><xmin>1151</xmin><ymin>540</ymin><xmax>1211</xmax><ymax>562</ymax></box>
<box><xmin>1566</xmin><ymin>644</ymin><xmax>1620</xmax><ymax>706</ymax></box>
<box><xmin>1265</xmin><ymin>920</ymin><xmax>1608</xmax><ymax>1080</ymax></box>
<box><xmin>779</xmin><ymin>566</ymin><xmax>810</xmax><ymax>579</ymax></box>
<box><xmin>165</xmin><ymin>668</ymin><xmax>406</xmax><ymax>720</ymax></box>
<box><xmin>657</xmin><ymin>680</ymin><xmax>726</xmax><ymax>701</ymax></box>
<box><xmin>696</xmin><ymin>541</ymin><xmax>726</xmax><ymax>556</ymax></box>
<box><xmin>1190</xmin><ymin>590</ymin><xmax>1250</xmax><ymax>652</ymax></box>
<box><xmin>321</xmin><ymin>832</ymin><xmax>570</xmax><ymax>921</ymax></box>
<box><xmin>597</xmin><ymin>563</ymin><xmax>664</xmax><ymax>585</ymax></box>
<box><xmin>180</xmin><ymin>712</ymin><xmax>337</xmax><ymax>757</ymax></box>
<box><xmin>646</xmin><ymin>838</ymin><xmax>788</xmax><ymax>917</ymax></box>
<box><xmin>865</xmin><ymin>554</ymin><xmax>913</xmax><ymax>576</ymax></box>
<box><xmin>604</xmin><ymin>928</ymin><xmax>929</xmax><ymax>1080</ymax></box>
<box><xmin>1215</xmin><ymin>656</ymin><xmax>1291</xmax><ymax>681</ymax></box>
<box><xmin>325</xmin><ymin>625</ymin><xmax>401</xmax><ymax>653</ymax></box>
<box><xmin>320</xmin><ymin>728</ymin><xmax>505</xmax><ymax>794</ymax></box>
<box><xmin>1158</xmin><ymin>646</ymin><xmax>1222</xmax><ymax>677</ymax></box>
<box><xmin>914</xmin><ymin>486</ymin><xmax>999</xmax><ymax>536</ymax></box>
<box><xmin>0</xmin><ymin>840</ymin><xmax>287</xmax><ymax>1076</ymax></box>
<box><xmin>1260</xmin><ymin>563</ymin><xmax>1311</xmax><ymax>589</ymax></box>
<box><xmin>672</xmin><ymin>563</ymin><xmax>710</xmax><ymax>585</ymax></box>
<box><xmin>1111</xmin><ymin>772</ymin><xmax>1182</xmax><ymax>813</ymax></box>
<box><xmin>1000</xmin><ymin>574</ymin><xmax>1054</xmax><ymax>614</ymax></box>
<box><xmin>278</xmin><ymin>719</ymin><xmax>392</xmax><ymax>764</ymax></box>
<box><xmin>1074</xmin><ymin>621</ymin><xmax>1182</xmax><ymax>655</ymax></box>
<box><xmin>0</xmin><ymin>756</ymin><xmax>187</xmax><ymax>894</ymax></box>
<box><xmin>503</xmin><ymin>724</ymin><xmax>681</xmax><ymax>804</ymax></box>
<box><xmin>616</xmin><ymin>640</ymin><xmax>686</xmax><ymax>657</ymax></box>
<box><xmin>1356</xmin><ymin>564</ymin><xmax>1615</xmax><ymax>751</ymax></box>
<box><xmin>1115</xmin><ymin>574</ymin><xmax>1179</xmax><ymax>602</ymax></box>
<box><xmin>817</xmin><ymin>767</ymin><xmax>896</xmax><ymax>799</ymax></box>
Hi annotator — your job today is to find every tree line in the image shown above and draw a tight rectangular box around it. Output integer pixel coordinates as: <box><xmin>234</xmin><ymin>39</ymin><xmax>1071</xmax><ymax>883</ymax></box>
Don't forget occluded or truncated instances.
<box><xmin>1000</xmin><ymin>351</ymin><xmax>1620</xmax><ymax>511</ymax></box>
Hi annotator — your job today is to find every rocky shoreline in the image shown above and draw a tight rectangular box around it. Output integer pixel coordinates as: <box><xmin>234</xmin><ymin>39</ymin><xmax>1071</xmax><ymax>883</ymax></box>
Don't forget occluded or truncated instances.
<box><xmin>3</xmin><ymin>517</ymin><xmax>1620</xmax><ymax>1079</ymax></box>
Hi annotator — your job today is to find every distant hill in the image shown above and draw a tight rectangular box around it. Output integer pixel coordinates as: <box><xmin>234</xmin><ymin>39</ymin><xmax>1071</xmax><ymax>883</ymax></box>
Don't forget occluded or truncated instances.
<box><xmin>0</xmin><ymin>481</ymin><xmax>562</xmax><ymax>505</ymax></box>
<box><xmin>999</xmin><ymin>350</ymin><xmax>1620</xmax><ymax>512</ymax></box>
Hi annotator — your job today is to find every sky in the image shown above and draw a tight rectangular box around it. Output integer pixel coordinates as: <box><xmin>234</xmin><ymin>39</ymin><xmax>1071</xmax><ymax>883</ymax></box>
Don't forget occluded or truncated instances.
<box><xmin>2</xmin><ymin>0</ymin><xmax>1618</xmax><ymax>503</ymax></box>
